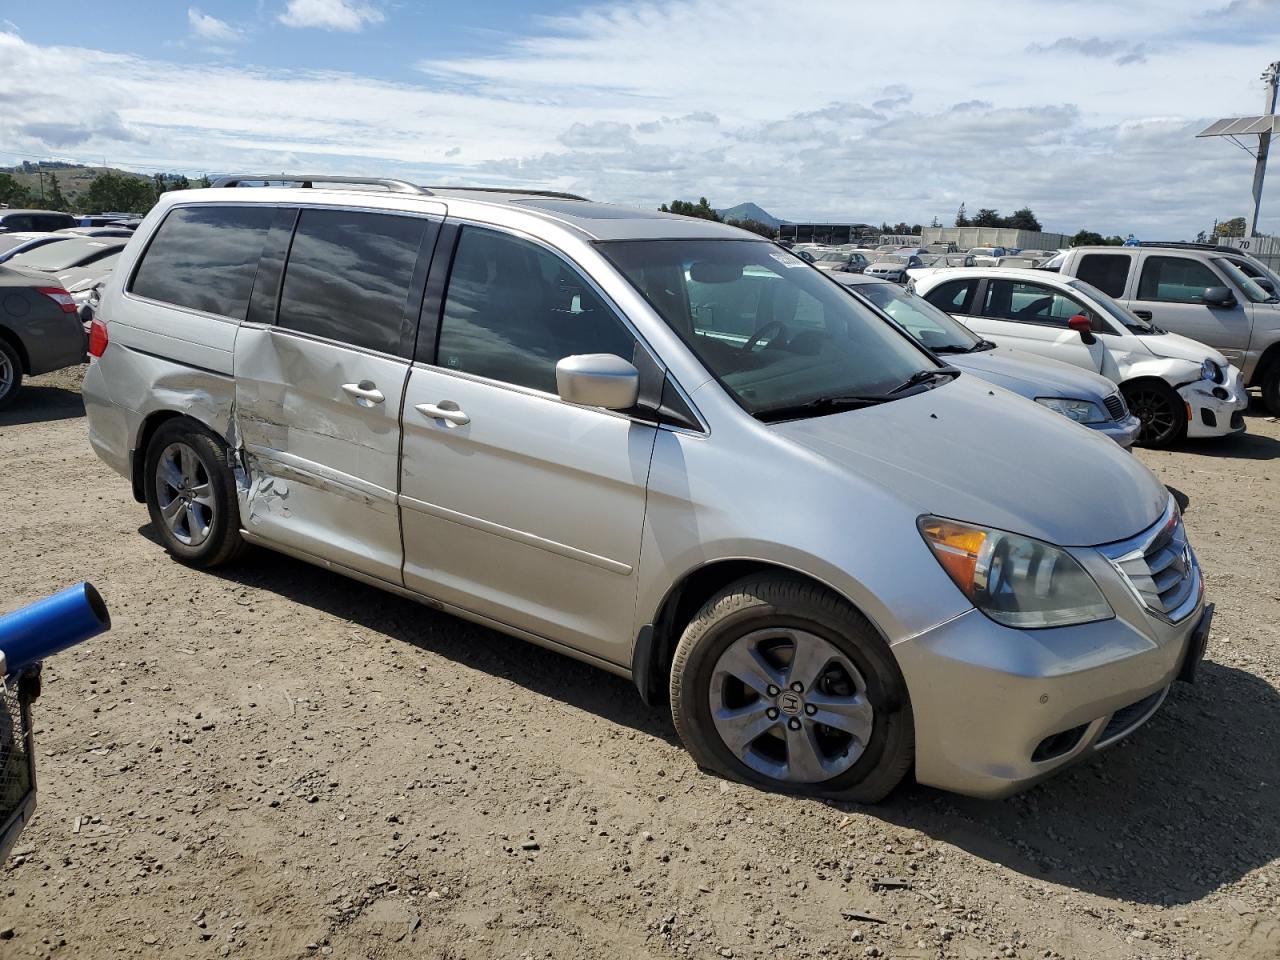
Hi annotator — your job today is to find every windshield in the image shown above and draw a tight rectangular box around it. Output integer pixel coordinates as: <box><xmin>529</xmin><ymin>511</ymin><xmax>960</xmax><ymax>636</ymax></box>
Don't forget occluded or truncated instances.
<box><xmin>877</xmin><ymin>254</ymin><xmax>910</xmax><ymax>264</ymax></box>
<box><xmin>851</xmin><ymin>281</ymin><xmax>981</xmax><ymax>352</ymax></box>
<box><xmin>601</xmin><ymin>239</ymin><xmax>938</xmax><ymax>417</ymax></box>
<box><xmin>7</xmin><ymin>238</ymin><xmax>117</xmax><ymax>271</ymax></box>
<box><xmin>817</xmin><ymin>251</ymin><xmax>848</xmax><ymax>262</ymax></box>
<box><xmin>1066</xmin><ymin>278</ymin><xmax>1154</xmax><ymax>332</ymax></box>
<box><xmin>1213</xmin><ymin>257</ymin><xmax>1274</xmax><ymax>303</ymax></box>
<box><xmin>1227</xmin><ymin>256</ymin><xmax>1280</xmax><ymax>293</ymax></box>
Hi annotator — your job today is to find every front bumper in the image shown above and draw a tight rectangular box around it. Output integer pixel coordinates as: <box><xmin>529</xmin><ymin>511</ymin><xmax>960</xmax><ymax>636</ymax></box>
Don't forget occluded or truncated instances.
<box><xmin>893</xmin><ymin>527</ymin><xmax>1206</xmax><ymax>798</ymax></box>
<box><xmin>1180</xmin><ymin>365</ymin><xmax>1249</xmax><ymax>439</ymax></box>
<box><xmin>1089</xmin><ymin>413</ymin><xmax>1142</xmax><ymax>449</ymax></box>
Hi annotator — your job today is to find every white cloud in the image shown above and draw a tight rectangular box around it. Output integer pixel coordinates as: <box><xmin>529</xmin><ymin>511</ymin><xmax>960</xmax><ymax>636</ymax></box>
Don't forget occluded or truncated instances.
<box><xmin>2</xmin><ymin>0</ymin><xmax>1278</xmax><ymax>238</ymax></box>
<box><xmin>187</xmin><ymin>7</ymin><xmax>243</xmax><ymax>42</ymax></box>
<box><xmin>277</xmin><ymin>0</ymin><xmax>383</xmax><ymax>32</ymax></box>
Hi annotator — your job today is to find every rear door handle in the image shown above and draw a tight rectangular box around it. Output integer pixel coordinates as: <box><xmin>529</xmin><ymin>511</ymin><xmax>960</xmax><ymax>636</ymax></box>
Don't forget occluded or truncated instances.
<box><xmin>415</xmin><ymin>401</ymin><xmax>471</xmax><ymax>426</ymax></box>
<box><xmin>342</xmin><ymin>381</ymin><xmax>385</xmax><ymax>404</ymax></box>
<box><xmin>1133</xmin><ymin>310</ymin><xmax>1153</xmax><ymax>320</ymax></box>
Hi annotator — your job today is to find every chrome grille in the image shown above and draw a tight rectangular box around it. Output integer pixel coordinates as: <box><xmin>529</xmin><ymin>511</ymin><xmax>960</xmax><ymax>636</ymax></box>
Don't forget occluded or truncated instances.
<box><xmin>1103</xmin><ymin>393</ymin><xmax>1127</xmax><ymax>421</ymax></box>
<box><xmin>1100</xmin><ymin>501</ymin><xmax>1199</xmax><ymax>622</ymax></box>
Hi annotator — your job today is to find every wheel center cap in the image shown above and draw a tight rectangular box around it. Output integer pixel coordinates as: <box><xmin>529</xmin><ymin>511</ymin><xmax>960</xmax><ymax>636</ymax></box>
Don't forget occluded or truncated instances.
<box><xmin>777</xmin><ymin>691</ymin><xmax>803</xmax><ymax>716</ymax></box>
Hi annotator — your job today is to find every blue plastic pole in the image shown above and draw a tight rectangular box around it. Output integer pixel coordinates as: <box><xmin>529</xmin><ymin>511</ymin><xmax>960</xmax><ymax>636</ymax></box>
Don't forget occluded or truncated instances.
<box><xmin>0</xmin><ymin>582</ymin><xmax>111</xmax><ymax>677</ymax></box>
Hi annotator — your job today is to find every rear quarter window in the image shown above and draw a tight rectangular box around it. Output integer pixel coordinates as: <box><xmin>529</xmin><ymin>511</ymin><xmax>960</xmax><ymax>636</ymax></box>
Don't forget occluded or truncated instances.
<box><xmin>130</xmin><ymin>206</ymin><xmax>275</xmax><ymax>319</ymax></box>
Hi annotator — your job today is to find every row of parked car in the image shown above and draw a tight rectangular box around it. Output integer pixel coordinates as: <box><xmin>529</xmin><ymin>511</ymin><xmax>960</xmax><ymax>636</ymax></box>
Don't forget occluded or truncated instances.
<box><xmin>70</xmin><ymin>177</ymin><xmax>1215</xmax><ymax>803</ymax></box>
<box><xmin>0</xmin><ymin>211</ymin><xmax>140</xmax><ymax>407</ymax></box>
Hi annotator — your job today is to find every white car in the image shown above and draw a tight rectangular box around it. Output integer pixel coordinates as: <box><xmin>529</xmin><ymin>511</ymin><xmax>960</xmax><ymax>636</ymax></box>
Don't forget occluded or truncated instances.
<box><xmin>966</xmin><ymin>246</ymin><xmax>1006</xmax><ymax>266</ymax></box>
<box><xmin>911</xmin><ymin>268</ymin><xmax>1249</xmax><ymax>447</ymax></box>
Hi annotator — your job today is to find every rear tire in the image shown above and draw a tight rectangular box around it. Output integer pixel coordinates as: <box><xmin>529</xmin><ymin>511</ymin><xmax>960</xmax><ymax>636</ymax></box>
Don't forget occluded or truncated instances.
<box><xmin>1122</xmin><ymin>380</ymin><xmax>1186</xmax><ymax>448</ymax></box>
<box><xmin>669</xmin><ymin>575</ymin><xmax>914</xmax><ymax>804</ymax></box>
<box><xmin>0</xmin><ymin>338</ymin><xmax>23</xmax><ymax>411</ymax></box>
<box><xmin>144</xmin><ymin>418</ymin><xmax>247</xmax><ymax>568</ymax></box>
<box><xmin>1261</xmin><ymin>361</ymin><xmax>1280</xmax><ymax>417</ymax></box>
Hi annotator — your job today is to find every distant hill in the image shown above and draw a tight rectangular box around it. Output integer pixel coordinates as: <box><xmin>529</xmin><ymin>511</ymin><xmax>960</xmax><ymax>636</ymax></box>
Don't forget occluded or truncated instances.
<box><xmin>718</xmin><ymin>202</ymin><xmax>783</xmax><ymax>228</ymax></box>
<box><xmin>0</xmin><ymin>162</ymin><xmax>151</xmax><ymax>206</ymax></box>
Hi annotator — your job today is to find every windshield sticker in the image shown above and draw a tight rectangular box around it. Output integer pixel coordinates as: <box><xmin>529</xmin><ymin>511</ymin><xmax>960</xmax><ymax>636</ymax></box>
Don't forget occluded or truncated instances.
<box><xmin>770</xmin><ymin>252</ymin><xmax>807</xmax><ymax>268</ymax></box>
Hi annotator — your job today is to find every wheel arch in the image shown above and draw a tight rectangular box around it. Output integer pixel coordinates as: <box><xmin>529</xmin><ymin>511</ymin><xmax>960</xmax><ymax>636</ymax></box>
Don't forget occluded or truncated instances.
<box><xmin>1252</xmin><ymin>339</ymin><xmax>1280</xmax><ymax>387</ymax></box>
<box><xmin>632</xmin><ymin>558</ymin><xmax>882</xmax><ymax>707</ymax></box>
<box><xmin>131</xmin><ymin>410</ymin><xmax>201</xmax><ymax>502</ymax></box>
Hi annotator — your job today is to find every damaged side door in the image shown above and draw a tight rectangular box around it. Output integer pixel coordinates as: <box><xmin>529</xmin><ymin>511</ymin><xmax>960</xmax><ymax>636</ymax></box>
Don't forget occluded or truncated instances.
<box><xmin>231</xmin><ymin>204</ymin><xmax>443</xmax><ymax>584</ymax></box>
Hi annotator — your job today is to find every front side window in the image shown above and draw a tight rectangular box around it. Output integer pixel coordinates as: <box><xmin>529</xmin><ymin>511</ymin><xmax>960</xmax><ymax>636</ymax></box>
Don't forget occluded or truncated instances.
<box><xmin>1136</xmin><ymin>256</ymin><xmax>1221</xmax><ymax>303</ymax></box>
<box><xmin>436</xmin><ymin>226</ymin><xmax>636</xmax><ymax>394</ymax></box>
<box><xmin>1075</xmin><ymin>253</ymin><xmax>1130</xmax><ymax>299</ymax></box>
<box><xmin>603</xmin><ymin>239</ymin><xmax>934</xmax><ymax>417</ymax></box>
<box><xmin>131</xmin><ymin>206</ymin><xmax>274</xmax><ymax>319</ymax></box>
<box><xmin>277</xmin><ymin>209</ymin><xmax>429</xmax><ymax>355</ymax></box>
<box><xmin>923</xmin><ymin>277</ymin><xmax>979</xmax><ymax>314</ymax></box>
<box><xmin>981</xmin><ymin>279</ymin><xmax>1088</xmax><ymax>327</ymax></box>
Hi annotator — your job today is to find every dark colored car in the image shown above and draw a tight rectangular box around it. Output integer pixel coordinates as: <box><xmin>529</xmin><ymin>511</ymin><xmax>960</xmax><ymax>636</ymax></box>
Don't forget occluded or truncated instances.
<box><xmin>0</xmin><ymin>210</ymin><xmax>78</xmax><ymax>233</ymax></box>
<box><xmin>0</xmin><ymin>267</ymin><xmax>85</xmax><ymax>408</ymax></box>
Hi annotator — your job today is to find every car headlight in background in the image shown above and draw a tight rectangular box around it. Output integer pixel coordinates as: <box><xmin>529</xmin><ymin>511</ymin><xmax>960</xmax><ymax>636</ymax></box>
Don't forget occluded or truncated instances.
<box><xmin>918</xmin><ymin>517</ymin><xmax>1114</xmax><ymax>628</ymax></box>
<box><xmin>1035</xmin><ymin>397</ymin><xmax>1106</xmax><ymax>424</ymax></box>
<box><xmin>1200</xmin><ymin>359</ymin><xmax>1224</xmax><ymax>384</ymax></box>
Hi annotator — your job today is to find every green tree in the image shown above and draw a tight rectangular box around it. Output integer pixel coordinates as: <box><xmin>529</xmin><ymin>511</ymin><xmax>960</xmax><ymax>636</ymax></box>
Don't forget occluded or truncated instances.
<box><xmin>1006</xmin><ymin>207</ymin><xmax>1042</xmax><ymax>231</ymax></box>
<box><xmin>84</xmin><ymin>172</ymin><xmax>159</xmax><ymax>215</ymax></box>
<box><xmin>0</xmin><ymin>173</ymin><xmax>30</xmax><ymax>207</ymax></box>
<box><xmin>954</xmin><ymin>203</ymin><xmax>968</xmax><ymax>227</ymax></box>
<box><xmin>929</xmin><ymin>216</ymin><xmax>941</xmax><ymax>229</ymax></box>
<box><xmin>1215</xmin><ymin>216</ymin><xmax>1246</xmax><ymax>238</ymax></box>
<box><xmin>1069</xmin><ymin>230</ymin><xmax>1106</xmax><ymax>246</ymax></box>
<box><xmin>973</xmin><ymin>208</ymin><xmax>1003</xmax><ymax>227</ymax></box>
<box><xmin>33</xmin><ymin>173</ymin><xmax>70</xmax><ymax>211</ymax></box>
<box><xmin>726</xmin><ymin>217</ymin><xmax>776</xmax><ymax>239</ymax></box>
<box><xmin>195</xmin><ymin>175</ymin><xmax>212</xmax><ymax>188</ymax></box>
<box><xmin>659</xmin><ymin>197</ymin><xmax>723</xmax><ymax>222</ymax></box>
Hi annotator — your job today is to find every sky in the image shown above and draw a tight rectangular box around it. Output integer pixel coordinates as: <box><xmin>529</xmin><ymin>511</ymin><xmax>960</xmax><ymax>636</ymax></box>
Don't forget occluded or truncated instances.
<box><xmin>2</xmin><ymin>0</ymin><xmax>1280</xmax><ymax>237</ymax></box>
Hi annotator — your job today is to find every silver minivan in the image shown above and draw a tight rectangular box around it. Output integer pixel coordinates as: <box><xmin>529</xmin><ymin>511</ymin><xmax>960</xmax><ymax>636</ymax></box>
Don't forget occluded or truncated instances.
<box><xmin>81</xmin><ymin>179</ymin><xmax>1212</xmax><ymax>800</ymax></box>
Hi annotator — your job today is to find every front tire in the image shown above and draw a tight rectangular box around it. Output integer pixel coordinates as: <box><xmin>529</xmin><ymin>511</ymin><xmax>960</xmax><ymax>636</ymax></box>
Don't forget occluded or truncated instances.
<box><xmin>669</xmin><ymin>576</ymin><xmax>914</xmax><ymax>803</ymax></box>
<box><xmin>1123</xmin><ymin>380</ymin><xmax>1186</xmax><ymax>448</ymax></box>
<box><xmin>1260</xmin><ymin>361</ymin><xmax>1280</xmax><ymax>417</ymax></box>
<box><xmin>144</xmin><ymin>418</ymin><xmax>246</xmax><ymax>567</ymax></box>
<box><xmin>0</xmin><ymin>338</ymin><xmax>23</xmax><ymax>411</ymax></box>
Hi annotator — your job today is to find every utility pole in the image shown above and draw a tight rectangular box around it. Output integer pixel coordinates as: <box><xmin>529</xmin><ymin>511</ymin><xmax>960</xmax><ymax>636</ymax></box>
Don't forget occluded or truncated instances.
<box><xmin>1248</xmin><ymin>60</ymin><xmax>1279</xmax><ymax>237</ymax></box>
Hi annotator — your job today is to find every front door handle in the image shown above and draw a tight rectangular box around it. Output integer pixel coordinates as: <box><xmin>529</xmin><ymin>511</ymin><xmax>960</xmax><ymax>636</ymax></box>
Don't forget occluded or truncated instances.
<box><xmin>1133</xmin><ymin>310</ymin><xmax>1153</xmax><ymax>320</ymax></box>
<box><xmin>342</xmin><ymin>381</ymin><xmax>385</xmax><ymax>404</ymax></box>
<box><xmin>415</xmin><ymin>401</ymin><xmax>471</xmax><ymax>426</ymax></box>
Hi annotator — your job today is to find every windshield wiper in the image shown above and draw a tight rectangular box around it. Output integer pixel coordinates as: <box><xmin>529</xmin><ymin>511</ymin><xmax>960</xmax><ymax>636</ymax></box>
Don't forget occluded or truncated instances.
<box><xmin>753</xmin><ymin>395</ymin><xmax>889</xmax><ymax>422</ymax></box>
<box><xmin>929</xmin><ymin>344</ymin><xmax>971</xmax><ymax>354</ymax></box>
<box><xmin>887</xmin><ymin>366</ymin><xmax>961</xmax><ymax>395</ymax></box>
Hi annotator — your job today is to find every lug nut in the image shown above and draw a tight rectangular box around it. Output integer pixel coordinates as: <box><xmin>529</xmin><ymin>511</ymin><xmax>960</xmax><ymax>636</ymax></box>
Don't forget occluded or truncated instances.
<box><xmin>805</xmin><ymin>704</ymin><xmax>817</xmax><ymax>716</ymax></box>
<box><xmin>766</xmin><ymin>685</ymin><xmax>780</xmax><ymax>697</ymax></box>
<box><xmin>790</xmin><ymin>681</ymin><xmax>804</xmax><ymax>693</ymax></box>
<box><xmin>787</xmin><ymin>718</ymin><xmax>802</xmax><ymax>730</ymax></box>
<box><xmin>766</xmin><ymin>707</ymin><xmax>779</xmax><ymax>720</ymax></box>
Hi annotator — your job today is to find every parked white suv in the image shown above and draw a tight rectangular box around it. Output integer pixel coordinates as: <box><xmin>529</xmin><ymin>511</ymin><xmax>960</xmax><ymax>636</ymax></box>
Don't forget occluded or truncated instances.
<box><xmin>912</xmin><ymin>267</ymin><xmax>1249</xmax><ymax>446</ymax></box>
<box><xmin>1045</xmin><ymin>243</ymin><xmax>1280</xmax><ymax>414</ymax></box>
<box><xmin>80</xmin><ymin>178</ymin><xmax>1212</xmax><ymax>800</ymax></box>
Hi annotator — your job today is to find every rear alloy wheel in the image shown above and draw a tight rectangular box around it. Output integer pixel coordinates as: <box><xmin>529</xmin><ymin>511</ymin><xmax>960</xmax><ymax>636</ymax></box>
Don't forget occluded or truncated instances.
<box><xmin>0</xmin><ymin>338</ymin><xmax>22</xmax><ymax>411</ymax></box>
<box><xmin>1123</xmin><ymin>381</ymin><xmax>1186</xmax><ymax>448</ymax></box>
<box><xmin>144</xmin><ymin>418</ymin><xmax>247</xmax><ymax>567</ymax></box>
<box><xmin>670</xmin><ymin>576</ymin><xmax>914</xmax><ymax>803</ymax></box>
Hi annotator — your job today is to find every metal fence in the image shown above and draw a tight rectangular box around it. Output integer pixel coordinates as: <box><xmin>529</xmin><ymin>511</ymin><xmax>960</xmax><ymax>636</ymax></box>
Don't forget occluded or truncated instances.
<box><xmin>1222</xmin><ymin>236</ymin><xmax>1280</xmax><ymax>272</ymax></box>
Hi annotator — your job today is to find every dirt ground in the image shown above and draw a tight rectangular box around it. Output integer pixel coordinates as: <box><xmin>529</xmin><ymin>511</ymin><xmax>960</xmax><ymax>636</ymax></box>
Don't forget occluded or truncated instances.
<box><xmin>0</xmin><ymin>366</ymin><xmax>1277</xmax><ymax>960</ymax></box>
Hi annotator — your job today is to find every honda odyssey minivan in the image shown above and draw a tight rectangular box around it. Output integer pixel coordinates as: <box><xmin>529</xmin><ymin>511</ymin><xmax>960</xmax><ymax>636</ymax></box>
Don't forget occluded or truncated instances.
<box><xmin>80</xmin><ymin>178</ymin><xmax>1212</xmax><ymax>800</ymax></box>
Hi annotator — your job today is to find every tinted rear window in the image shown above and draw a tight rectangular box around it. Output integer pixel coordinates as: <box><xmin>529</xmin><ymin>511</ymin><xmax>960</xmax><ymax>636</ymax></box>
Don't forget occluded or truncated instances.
<box><xmin>1075</xmin><ymin>253</ymin><xmax>1130</xmax><ymax>298</ymax></box>
<box><xmin>276</xmin><ymin>209</ymin><xmax>428</xmax><ymax>355</ymax></box>
<box><xmin>131</xmin><ymin>206</ymin><xmax>274</xmax><ymax>319</ymax></box>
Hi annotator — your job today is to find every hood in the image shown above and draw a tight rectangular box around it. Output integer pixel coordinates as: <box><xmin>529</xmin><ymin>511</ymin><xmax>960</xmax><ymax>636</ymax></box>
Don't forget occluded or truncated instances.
<box><xmin>1137</xmin><ymin>331</ymin><xmax>1228</xmax><ymax>367</ymax></box>
<box><xmin>770</xmin><ymin>375</ymin><xmax>1167</xmax><ymax>547</ymax></box>
<box><xmin>948</xmin><ymin>346</ymin><xmax>1115</xmax><ymax>403</ymax></box>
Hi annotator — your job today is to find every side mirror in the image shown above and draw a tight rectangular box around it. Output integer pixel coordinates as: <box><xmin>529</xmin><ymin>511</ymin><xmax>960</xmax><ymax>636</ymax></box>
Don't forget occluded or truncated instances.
<box><xmin>1255</xmin><ymin>276</ymin><xmax>1275</xmax><ymax>294</ymax></box>
<box><xmin>1068</xmin><ymin>314</ymin><xmax>1097</xmax><ymax>345</ymax></box>
<box><xmin>555</xmin><ymin>354</ymin><xmax>640</xmax><ymax>410</ymax></box>
<box><xmin>1201</xmin><ymin>285</ymin><xmax>1237</xmax><ymax>308</ymax></box>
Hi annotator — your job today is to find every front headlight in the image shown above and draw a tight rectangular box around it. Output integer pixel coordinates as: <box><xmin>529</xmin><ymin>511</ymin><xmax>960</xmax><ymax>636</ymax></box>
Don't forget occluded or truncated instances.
<box><xmin>1200</xmin><ymin>359</ymin><xmax>1224</xmax><ymax>384</ymax></box>
<box><xmin>1035</xmin><ymin>397</ymin><xmax>1105</xmax><ymax>424</ymax></box>
<box><xmin>918</xmin><ymin>517</ymin><xmax>1114</xmax><ymax>628</ymax></box>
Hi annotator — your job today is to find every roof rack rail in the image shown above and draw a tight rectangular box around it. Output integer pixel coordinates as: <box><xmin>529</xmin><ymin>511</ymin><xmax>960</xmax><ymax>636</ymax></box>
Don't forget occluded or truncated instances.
<box><xmin>427</xmin><ymin>186</ymin><xmax>589</xmax><ymax>201</ymax></box>
<box><xmin>1136</xmin><ymin>240</ymin><xmax>1237</xmax><ymax>252</ymax></box>
<box><xmin>210</xmin><ymin>175</ymin><xmax>432</xmax><ymax>196</ymax></box>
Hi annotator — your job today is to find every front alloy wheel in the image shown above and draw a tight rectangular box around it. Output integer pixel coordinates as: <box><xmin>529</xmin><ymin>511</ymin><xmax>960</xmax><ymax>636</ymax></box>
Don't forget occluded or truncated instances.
<box><xmin>710</xmin><ymin>628</ymin><xmax>874</xmax><ymax>783</ymax></box>
<box><xmin>1124</xmin><ymin>381</ymin><xmax>1185</xmax><ymax>447</ymax></box>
